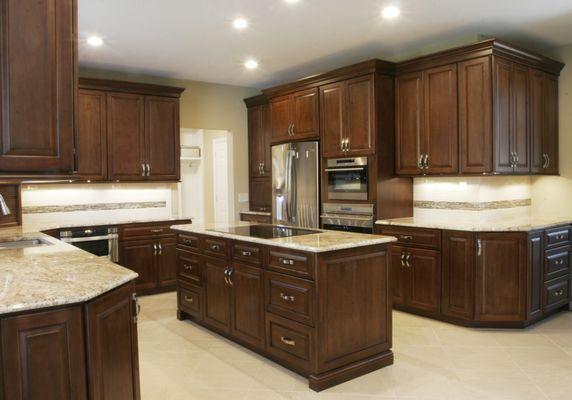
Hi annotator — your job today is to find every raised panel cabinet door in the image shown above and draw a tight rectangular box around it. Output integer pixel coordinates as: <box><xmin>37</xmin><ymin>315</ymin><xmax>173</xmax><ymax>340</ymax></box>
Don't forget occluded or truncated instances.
<box><xmin>248</xmin><ymin>106</ymin><xmax>263</xmax><ymax>177</ymax></box>
<box><xmin>77</xmin><ymin>89</ymin><xmax>107</xmax><ymax>180</ymax></box>
<box><xmin>261</xmin><ymin>104</ymin><xmax>272</xmax><ymax>175</ymax></box>
<box><xmin>0</xmin><ymin>0</ymin><xmax>75</xmax><ymax>173</ymax></box>
<box><xmin>543</xmin><ymin>74</ymin><xmax>559</xmax><ymax>174</ymax></box>
<box><xmin>107</xmin><ymin>92</ymin><xmax>145</xmax><ymax>180</ymax></box>
<box><xmin>408</xmin><ymin>248</ymin><xmax>441</xmax><ymax>314</ymax></box>
<box><xmin>442</xmin><ymin>231</ymin><xmax>474</xmax><ymax>320</ymax></box>
<box><xmin>119</xmin><ymin>239</ymin><xmax>158</xmax><ymax>291</ymax></box>
<box><xmin>475</xmin><ymin>233</ymin><xmax>527</xmax><ymax>322</ymax></box>
<box><xmin>1</xmin><ymin>307</ymin><xmax>87</xmax><ymax>400</ymax></box>
<box><xmin>493</xmin><ymin>57</ymin><xmax>514</xmax><ymax>173</ymax></box>
<box><xmin>204</xmin><ymin>257</ymin><xmax>232</xmax><ymax>333</ymax></box>
<box><xmin>395</xmin><ymin>72</ymin><xmax>423</xmax><ymax>175</ymax></box>
<box><xmin>158</xmin><ymin>238</ymin><xmax>177</xmax><ymax>287</ymax></box>
<box><xmin>270</xmin><ymin>95</ymin><xmax>292</xmax><ymax>143</ymax></box>
<box><xmin>511</xmin><ymin>63</ymin><xmax>530</xmax><ymax>173</ymax></box>
<box><xmin>145</xmin><ymin>96</ymin><xmax>180</xmax><ymax>180</ymax></box>
<box><xmin>249</xmin><ymin>177</ymin><xmax>272</xmax><ymax>212</ymax></box>
<box><xmin>85</xmin><ymin>283</ymin><xmax>140</xmax><ymax>400</ymax></box>
<box><xmin>320</xmin><ymin>82</ymin><xmax>345</xmax><ymax>157</ymax></box>
<box><xmin>230</xmin><ymin>263</ymin><xmax>264</xmax><ymax>350</ymax></box>
<box><xmin>389</xmin><ymin>246</ymin><xmax>408</xmax><ymax>306</ymax></box>
<box><xmin>423</xmin><ymin>64</ymin><xmax>458</xmax><ymax>173</ymax></box>
<box><xmin>292</xmin><ymin>88</ymin><xmax>319</xmax><ymax>140</ymax></box>
<box><xmin>529</xmin><ymin>69</ymin><xmax>545</xmax><ymax>173</ymax></box>
<box><xmin>346</xmin><ymin>75</ymin><xmax>375</xmax><ymax>155</ymax></box>
<box><xmin>528</xmin><ymin>232</ymin><xmax>543</xmax><ymax>321</ymax></box>
<box><xmin>459</xmin><ymin>56</ymin><xmax>493</xmax><ymax>173</ymax></box>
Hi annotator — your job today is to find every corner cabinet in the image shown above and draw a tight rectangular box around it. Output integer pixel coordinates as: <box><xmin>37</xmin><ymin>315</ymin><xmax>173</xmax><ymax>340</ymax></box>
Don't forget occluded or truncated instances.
<box><xmin>0</xmin><ymin>0</ymin><xmax>76</xmax><ymax>174</ymax></box>
<box><xmin>269</xmin><ymin>88</ymin><xmax>319</xmax><ymax>143</ymax></box>
<box><xmin>78</xmin><ymin>78</ymin><xmax>184</xmax><ymax>182</ymax></box>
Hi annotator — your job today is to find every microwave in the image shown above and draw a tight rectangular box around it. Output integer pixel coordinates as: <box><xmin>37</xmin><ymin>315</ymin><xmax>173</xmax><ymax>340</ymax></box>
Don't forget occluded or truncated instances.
<box><xmin>325</xmin><ymin>157</ymin><xmax>368</xmax><ymax>201</ymax></box>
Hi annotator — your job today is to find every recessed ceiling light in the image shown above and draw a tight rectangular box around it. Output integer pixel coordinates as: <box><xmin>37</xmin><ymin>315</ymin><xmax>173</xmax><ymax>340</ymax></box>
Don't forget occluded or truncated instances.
<box><xmin>87</xmin><ymin>36</ymin><xmax>103</xmax><ymax>46</ymax></box>
<box><xmin>233</xmin><ymin>18</ymin><xmax>248</xmax><ymax>30</ymax></box>
<box><xmin>381</xmin><ymin>5</ymin><xmax>400</xmax><ymax>19</ymax></box>
<box><xmin>244</xmin><ymin>59</ymin><xmax>259</xmax><ymax>70</ymax></box>
<box><xmin>284</xmin><ymin>0</ymin><xmax>300</xmax><ymax>4</ymax></box>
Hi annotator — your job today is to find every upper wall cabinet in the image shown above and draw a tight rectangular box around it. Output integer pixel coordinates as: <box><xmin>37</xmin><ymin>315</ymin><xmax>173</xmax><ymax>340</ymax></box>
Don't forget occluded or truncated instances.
<box><xmin>395</xmin><ymin>39</ymin><xmax>564</xmax><ymax>176</ymax></box>
<box><xmin>78</xmin><ymin>79</ymin><xmax>184</xmax><ymax>182</ymax></box>
<box><xmin>246</xmin><ymin>96</ymin><xmax>271</xmax><ymax>178</ymax></box>
<box><xmin>268</xmin><ymin>88</ymin><xmax>319</xmax><ymax>143</ymax></box>
<box><xmin>0</xmin><ymin>0</ymin><xmax>76</xmax><ymax>174</ymax></box>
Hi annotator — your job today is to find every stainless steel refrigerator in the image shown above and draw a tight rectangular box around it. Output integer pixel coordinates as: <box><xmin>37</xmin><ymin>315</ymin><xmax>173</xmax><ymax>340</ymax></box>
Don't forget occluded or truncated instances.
<box><xmin>272</xmin><ymin>141</ymin><xmax>319</xmax><ymax>229</ymax></box>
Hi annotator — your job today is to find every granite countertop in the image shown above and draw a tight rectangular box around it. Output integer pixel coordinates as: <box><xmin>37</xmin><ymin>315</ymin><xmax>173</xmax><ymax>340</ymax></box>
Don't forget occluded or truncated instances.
<box><xmin>0</xmin><ymin>226</ymin><xmax>138</xmax><ymax>316</ymax></box>
<box><xmin>25</xmin><ymin>216</ymin><xmax>191</xmax><ymax>232</ymax></box>
<box><xmin>171</xmin><ymin>222</ymin><xmax>396</xmax><ymax>253</ymax></box>
<box><xmin>240</xmin><ymin>211</ymin><xmax>271</xmax><ymax>216</ymax></box>
<box><xmin>375</xmin><ymin>216</ymin><xmax>572</xmax><ymax>232</ymax></box>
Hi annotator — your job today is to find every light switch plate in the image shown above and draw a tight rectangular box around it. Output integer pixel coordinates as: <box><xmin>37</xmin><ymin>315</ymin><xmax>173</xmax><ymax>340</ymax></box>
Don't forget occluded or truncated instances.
<box><xmin>238</xmin><ymin>193</ymin><xmax>249</xmax><ymax>202</ymax></box>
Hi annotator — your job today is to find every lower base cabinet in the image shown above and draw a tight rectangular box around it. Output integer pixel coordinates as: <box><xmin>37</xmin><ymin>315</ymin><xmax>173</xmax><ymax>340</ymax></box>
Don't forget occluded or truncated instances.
<box><xmin>0</xmin><ymin>282</ymin><xmax>140</xmax><ymax>400</ymax></box>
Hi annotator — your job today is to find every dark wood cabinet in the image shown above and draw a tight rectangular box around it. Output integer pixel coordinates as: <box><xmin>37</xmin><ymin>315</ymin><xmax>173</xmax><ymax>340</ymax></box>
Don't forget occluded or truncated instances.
<box><xmin>204</xmin><ymin>257</ymin><xmax>232</xmax><ymax>333</ymax></box>
<box><xmin>247</xmin><ymin>102</ymin><xmax>271</xmax><ymax>178</ymax></box>
<box><xmin>145</xmin><ymin>96</ymin><xmax>180</xmax><ymax>180</ymax></box>
<box><xmin>119</xmin><ymin>239</ymin><xmax>157</xmax><ymax>291</ymax></box>
<box><xmin>390</xmin><ymin>247</ymin><xmax>408</xmax><ymax>306</ymax></box>
<box><xmin>320</xmin><ymin>82</ymin><xmax>345</xmax><ymax>157</ymax></box>
<box><xmin>77</xmin><ymin>90</ymin><xmax>108</xmax><ymax>180</ymax></box>
<box><xmin>158</xmin><ymin>237</ymin><xmax>178</xmax><ymax>287</ymax></box>
<box><xmin>249</xmin><ymin>177</ymin><xmax>272</xmax><ymax>212</ymax></box>
<box><xmin>0</xmin><ymin>0</ymin><xmax>76</xmax><ymax>174</ymax></box>
<box><xmin>395</xmin><ymin>72</ymin><xmax>424</xmax><ymax>174</ymax></box>
<box><xmin>269</xmin><ymin>89</ymin><xmax>318</xmax><ymax>143</ymax></box>
<box><xmin>1</xmin><ymin>307</ymin><xmax>88</xmax><ymax>400</ymax></box>
<box><xmin>442</xmin><ymin>231</ymin><xmax>474</xmax><ymax>320</ymax></box>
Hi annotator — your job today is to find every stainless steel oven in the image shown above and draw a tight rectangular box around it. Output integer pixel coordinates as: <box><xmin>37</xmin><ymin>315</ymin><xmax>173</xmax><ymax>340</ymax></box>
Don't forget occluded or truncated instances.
<box><xmin>60</xmin><ymin>227</ymin><xmax>119</xmax><ymax>262</ymax></box>
<box><xmin>320</xmin><ymin>203</ymin><xmax>374</xmax><ymax>234</ymax></box>
<box><xmin>325</xmin><ymin>157</ymin><xmax>368</xmax><ymax>201</ymax></box>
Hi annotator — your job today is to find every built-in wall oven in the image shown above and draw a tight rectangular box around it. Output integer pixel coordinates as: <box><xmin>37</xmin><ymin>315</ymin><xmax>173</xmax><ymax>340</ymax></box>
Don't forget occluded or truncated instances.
<box><xmin>60</xmin><ymin>227</ymin><xmax>119</xmax><ymax>262</ymax></box>
<box><xmin>325</xmin><ymin>157</ymin><xmax>368</xmax><ymax>201</ymax></box>
<box><xmin>320</xmin><ymin>203</ymin><xmax>374</xmax><ymax>234</ymax></box>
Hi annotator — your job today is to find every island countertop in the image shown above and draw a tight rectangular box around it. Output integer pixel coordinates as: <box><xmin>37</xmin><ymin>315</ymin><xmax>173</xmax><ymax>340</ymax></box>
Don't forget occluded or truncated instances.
<box><xmin>0</xmin><ymin>226</ymin><xmax>138</xmax><ymax>316</ymax></box>
<box><xmin>171</xmin><ymin>222</ymin><xmax>396</xmax><ymax>253</ymax></box>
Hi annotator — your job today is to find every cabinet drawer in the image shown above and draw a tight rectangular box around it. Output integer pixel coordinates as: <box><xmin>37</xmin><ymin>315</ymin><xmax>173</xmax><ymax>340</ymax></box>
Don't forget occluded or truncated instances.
<box><xmin>266</xmin><ymin>314</ymin><xmax>313</xmax><ymax>372</ymax></box>
<box><xmin>178</xmin><ymin>234</ymin><xmax>201</xmax><ymax>252</ymax></box>
<box><xmin>267</xmin><ymin>248</ymin><xmax>314</xmax><ymax>280</ymax></box>
<box><xmin>265</xmin><ymin>272</ymin><xmax>314</xmax><ymax>326</ymax></box>
<box><xmin>377</xmin><ymin>226</ymin><xmax>441</xmax><ymax>249</ymax></box>
<box><xmin>545</xmin><ymin>226</ymin><xmax>571</xmax><ymax>249</ymax></box>
<box><xmin>121</xmin><ymin>224</ymin><xmax>173</xmax><ymax>240</ymax></box>
<box><xmin>232</xmin><ymin>242</ymin><xmax>262</xmax><ymax>265</ymax></box>
<box><xmin>545</xmin><ymin>247</ymin><xmax>570</xmax><ymax>281</ymax></box>
<box><xmin>178</xmin><ymin>284</ymin><xmax>203</xmax><ymax>319</ymax></box>
<box><xmin>203</xmin><ymin>238</ymin><xmax>228</xmax><ymax>259</ymax></box>
<box><xmin>177</xmin><ymin>249</ymin><xmax>202</xmax><ymax>286</ymax></box>
<box><xmin>544</xmin><ymin>275</ymin><xmax>570</xmax><ymax>312</ymax></box>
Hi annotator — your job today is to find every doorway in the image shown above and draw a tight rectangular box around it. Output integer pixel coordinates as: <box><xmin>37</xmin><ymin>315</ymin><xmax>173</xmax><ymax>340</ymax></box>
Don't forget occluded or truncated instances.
<box><xmin>212</xmin><ymin>135</ymin><xmax>234</xmax><ymax>223</ymax></box>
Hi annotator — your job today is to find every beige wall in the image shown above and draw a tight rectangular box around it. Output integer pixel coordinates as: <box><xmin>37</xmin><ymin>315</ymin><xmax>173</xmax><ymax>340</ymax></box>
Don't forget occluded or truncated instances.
<box><xmin>80</xmin><ymin>68</ymin><xmax>259</xmax><ymax>220</ymax></box>
<box><xmin>531</xmin><ymin>45</ymin><xmax>572</xmax><ymax>217</ymax></box>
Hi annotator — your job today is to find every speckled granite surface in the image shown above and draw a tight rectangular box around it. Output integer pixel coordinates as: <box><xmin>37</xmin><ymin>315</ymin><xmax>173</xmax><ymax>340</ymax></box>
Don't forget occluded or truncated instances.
<box><xmin>23</xmin><ymin>216</ymin><xmax>191</xmax><ymax>232</ymax></box>
<box><xmin>375</xmin><ymin>217</ymin><xmax>572</xmax><ymax>232</ymax></box>
<box><xmin>0</xmin><ymin>226</ymin><xmax>138</xmax><ymax>315</ymax></box>
<box><xmin>171</xmin><ymin>222</ymin><xmax>396</xmax><ymax>253</ymax></box>
<box><xmin>240</xmin><ymin>211</ymin><xmax>271</xmax><ymax>216</ymax></box>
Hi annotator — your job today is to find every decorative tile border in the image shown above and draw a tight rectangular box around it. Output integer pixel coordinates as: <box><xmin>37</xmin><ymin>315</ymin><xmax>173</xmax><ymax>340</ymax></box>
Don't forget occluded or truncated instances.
<box><xmin>23</xmin><ymin>201</ymin><xmax>167</xmax><ymax>214</ymax></box>
<box><xmin>414</xmin><ymin>199</ymin><xmax>531</xmax><ymax>211</ymax></box>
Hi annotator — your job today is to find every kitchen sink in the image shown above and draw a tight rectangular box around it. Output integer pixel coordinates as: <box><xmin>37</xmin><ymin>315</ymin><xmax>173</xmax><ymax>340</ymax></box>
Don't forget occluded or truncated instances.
<box><xmin>0</xmin><ymin>238</ymin><xmax>52</xmax><ymax>249</ymax></box>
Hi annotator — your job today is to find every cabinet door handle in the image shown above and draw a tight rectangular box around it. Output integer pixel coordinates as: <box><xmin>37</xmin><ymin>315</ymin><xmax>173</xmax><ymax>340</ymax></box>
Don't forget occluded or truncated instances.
<box><xmin>223</xmin><ymin>267</ymin><xmax>230</xmax><ymax>285</ymax></box>
<box><xmin>241</xmin><ymin>250</ymin><xmax>252</xmax><ymax>257</ymax></box>
<box><xmin>153</xmin><ymin>243</ymin><xmax>158</xmax><ymax>255</ymax></box>
<box><xmin>141</xmin><ymin>163</ymin><xmax>146</xmax><ymax>176</ymax></box>
<box><xmin>417</xmin><ymin>154</ymin><xmax>423</xmax><ymax>169</ymax></box>
<box><xmin>132</xmin><ymin>293</ymin><xmax>140</xmax><ymax>323</ymax></box>
<box><xmin>146</xmin><ymin>163</ymin><xmax>151</xmax><ymax>176</ymax></box>
<box><xmin>554</xmin><ymin>289</ymin><xmax>565</xmax><ymax>297</ymax></box>
<box><xmin>182</xmin><ymin>238</ymin><xmax>193</xmax><ymax>246</ymax></box>
<box><xmin>183</xmin><ymin>264</ymin><xmax>193</xmax><ymax>271</ymax></box>
<box><xmin>556</xmin><ymin>259</ymin><xmax>564</xmax><ymax>266</ymax></box>
<box><xmin>280</xmin><ymin>293</ymin><xmax>295</xmax><ymax>302</ymax></box>
<box><xmin>400</xmin><ymin>252</ymin><xmax>406</xmax><ymax>267</ymax></box>
<box><xmin>279</xmin><ymin>257</ymin><xmax>294</xmax><ymax>265</ymax></box>
<box><xmin>423</xmin><ymin>154</ymin><xmax>429</xmax><ymax>169</ymax></box>
<box><xmin>210</xmin><ymin>244</ymin><xmax>221</xmax><ymax>251</ymax></box>
<box><xmin>158</xmin><ymin>243</ymin><xmax>163</xmax><ymax>255</ymax></box>
<box><xmin>291</xmin><ymin>124</ymin><xmax>296</xmax><ymax>136</ymax></box>
<box><xmin>477</xmin><ymin>239</ymin><xmax>482</xmax><ymax>256</ymax></box>
<box><xmin>546</xmin><ymin>154</ymin><xmax>550</xmax><ymax>169</ymax></box>
<box><xmin>400</xmin><ymin>235</ymin><xmax>413</xmax><ymax>241</ymax></box>
<box><xmin>280</xmin><ymin>336</ymin><xmax>296</xmax><ymax>346</ymax></box>
<box><xmin>405</xmin><ymin>253</ymin><xmax>411</xmax><ymax>268</ymax></box>
<box><xmin>227</xmin><ymin>267</ymin><xmax>234</xmax><ymax>286</ymax></box>
<box><xmin>184</xmin><ymin>296</ymin><xmax>194</xmax><ymax>303</ymax></box>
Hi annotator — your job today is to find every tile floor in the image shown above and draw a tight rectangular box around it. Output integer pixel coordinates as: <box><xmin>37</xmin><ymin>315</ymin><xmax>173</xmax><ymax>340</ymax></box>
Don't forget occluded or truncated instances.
<box><xmin>138</xmin><ymin>293</ymin><xmax>572</xmax><ymax>399</ymax></box>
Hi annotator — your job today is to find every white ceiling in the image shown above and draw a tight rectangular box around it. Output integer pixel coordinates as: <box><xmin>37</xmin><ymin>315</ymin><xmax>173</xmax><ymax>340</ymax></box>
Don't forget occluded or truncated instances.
<box><xmin>78</xmin><ymin>0</ymin><xmax>572</xmax><ymax>89</ymax></box>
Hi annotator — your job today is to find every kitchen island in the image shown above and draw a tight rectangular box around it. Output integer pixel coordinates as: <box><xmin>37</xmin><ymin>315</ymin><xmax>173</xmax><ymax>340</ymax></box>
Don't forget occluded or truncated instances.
<box><xmin>0</xmin><ymin>227</ymin><xmax>140</xmax><ymax>400</ymax></box>
<box><xmin>171</xmin><ymin>222</ymin><xmax>396</xmax><ymax>391</ymax></box>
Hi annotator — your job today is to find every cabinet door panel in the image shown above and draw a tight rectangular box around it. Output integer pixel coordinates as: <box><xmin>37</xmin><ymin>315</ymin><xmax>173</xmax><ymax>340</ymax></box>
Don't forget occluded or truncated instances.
<box><xmin>396</xmin><ymin>72</ymin><xmax>423</xmax><ymax>174</ymax></box>
<box><xmin>528</xmin><ymin>233</ymin><xmax>543</xmax><ymax>320</ymax></box>
<box><xmin>390</xmin><ymin>246</ymin><xmax>408</xmax><ymax>306</ymax></box>
<box><xmin>423</xmin><ymin>64</ymin><xmax>458</xmax><ymax>173</ymax></box>
<box><xmin>270</xmin><ymin>95</ymin><xmax>292</xmax><ymax>143</ymax></box>
<box><xmin>475</xmin><ymin>233</ymin><xmax>527</xmax><ymax>322</ymax></box>
<box><xmin>230</xmin><ymin>263</ymin><xmax>264</xmax><ymax>350</ymax></box>
<box><xmin>158</xmin><ymin>238</ymin><xmax>177</xmax><ymax>287</ymax></box>
<box><xmin>145</xmin><ymin>96</ymin><xmax>179</xmax><ymax>180</ymax></box>
<box><xmin>493</xmin><ymin>58</ymin><xmax>514</xmax><ymax>173</ymax></box>
<box><xmin>0</xmin><ymin>0</ymin><xmax>75</xmax><ymax>172</ymax></box>
<box><xmin>543</xmin><ymin>75</ymin><xmax>559</xmax><ymax>174</ymax></box>
<box><xmin>292</xmin><ymin>88</ymin><xmax>319</xmax><ymax>139</ymax></box>
<box><xmin>512</xmin><ymin>63</ymin><xmax>529</xmax><ymax>172</ymax></box>
<box><xmin>346</xmin><ymin>75</ymin><xmax>375</xmax><ymax>155</ymax></box>
<box><xmin>442</xmin><ymin>231</ymin><xmax>474</xmax><ymax>320</ymax></box>
<box><xmin>459</xmin><ymin>57</ymin><xmax>492</xmax><ymax>173</ymax></box>
<box><xmin>529</xmin><ymin>69</ymin><xmax>545</xmax><ymax>173</ymax></box>
<box><xmin>320</xmin><ymin>82</ymin><xmax>345</xmax><ymax>157</ymax></box>
<box><xmin>249</xmin><ymin>177</ymin><xmax>272</xmax><ymax>212</ymax></box>
<box><xmin>409</xmin><ymin>248</ymin><xmax>441</xmax><ymax>313</ymax></box>
<box><xmin>204</xmin><ymin>258</ymin><xmax>231</xmax><ymax>333</ymax></box>
<box><xmin>248</xmin><ymin>106</ymin><xmax>263</xmax><ymax>177</ymax></box>
<box><xmin>1</xmin><ymin>307</ymin><xmax>87</xmax><ymax>400</ymax></box>
<box><xmin>107</xmin><ymin>93</ymin><xmax>145</xmax><ymax>180</ymax></box>
<box><xmin>77</xmin><ymin>89</ymin><xmax>107</xmax><ymax>180</ymax></box>
<box><xmin>119</xmin><ymin>239</ymin><xmax>157</xmax><ymax>291</ymax></box>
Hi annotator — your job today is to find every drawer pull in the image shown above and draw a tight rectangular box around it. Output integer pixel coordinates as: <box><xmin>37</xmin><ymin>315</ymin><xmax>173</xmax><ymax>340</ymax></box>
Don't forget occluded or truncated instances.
<box><xmin>556</xmin><ymin>259</ymin><xmax>565</xmax><ymax>266</ymax></box>
<box><xmin>400</xmin><ymin>235</ymin><xmax>413</xmax><ymax>241</ymax></box>
<box><xmin>554</xmin><ymin>289</ymin><xmax>565</xmax><ymax>297</ymax></box>
<box><xmin>183</xmin><ymin>239</ymin><xmax>193</xmax><ymax>245</ymax></box>
<box><xmin>184</xmin><ymin>296</ymin><xmax>194</xmax><ymax>303</ymax></box>
<box><xmin>280</xmin><ymin>293</ymin><xmax>295</xmax><ymax>302</ymax></box>
<box><xmin>279</xmin><ymin>258</ymin><xmax>295</xmax><ymax>265</ymax></box>
<box><xmin>241</xmin><ymin>250</ymin><xmax>252</xmax><ymax>256</ymax></box>
<box><xmin>150</xmin><ymin>229</ymin><xmax>164</xmax><ymax>233</ymax></box>
<box><xmin>210</xmin><ymin>244</ymin><xmax>221</xmax><ymax>251</ymax></box>
<box><xmin>183</xmin><ymin>264</ymin><xmax>193</xmax><ymax>271</ymax></box>
<box><xmin>280</xmin><ymin>336</ymin><xmax>296</xmax><ymax>346</ymax></box>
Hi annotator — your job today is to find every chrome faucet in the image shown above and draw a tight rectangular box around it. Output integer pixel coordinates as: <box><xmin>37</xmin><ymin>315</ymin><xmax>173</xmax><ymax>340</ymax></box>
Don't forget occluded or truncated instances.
<box><xmin>0</xmin><ymin>194</ymin><xmax>10</xmax><ymax>216</ymax></box>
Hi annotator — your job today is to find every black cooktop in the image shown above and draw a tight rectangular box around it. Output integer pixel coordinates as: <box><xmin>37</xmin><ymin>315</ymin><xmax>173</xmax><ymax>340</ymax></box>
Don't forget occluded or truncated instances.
<box><xmin>209</xmin><ymin>225</ymin><xmax>320</xmax><ymax>239</ymax></box>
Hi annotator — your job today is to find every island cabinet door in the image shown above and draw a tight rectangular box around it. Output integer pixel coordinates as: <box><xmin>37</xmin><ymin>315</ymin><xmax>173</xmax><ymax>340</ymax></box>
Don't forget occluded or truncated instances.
<box><xmin>408</xmin><ymin>247</ymin><xmax>441</xmax><ymax>314</ymax></box>
<box><xmin>204</xmin><ymin>257</ymin><xmax>232</xmax><ymax>333</ymax></box>
<box><xmin>441</xmin><ymin>231</ymin><xmax>474</xmax><ymax>320</ymax></box>
<box><xmin>229</xmin><ymin>263</ymin><xmax>265</xmax><ymax>350</ymax></box>
<box><xmin>475</xmin><ymin>233</ymin><xmax>527</xmax><ymax>322</ymax></box>
<box><xmin>158</xmin><ymin>237</ymin><xmax>178</xmax><ymax>287</ymax></box>
<box><xmin>1</xmin><ymin>307</ymin><xmax>88</xmax><ymax>400</ymax></box>
<box><xmin>390</xmin><ymin>246</ymin><xmax>409</xmax><ymax>306</ymax></box>
<box><xmin>119</xmin><ymin>239</ymin><xmax>158</xmax><ymax>292</ymax></box>
<box><xmin>85</xmin><ymin>283</ymin><xmax>140</xmax><ymax>400</ymax></box>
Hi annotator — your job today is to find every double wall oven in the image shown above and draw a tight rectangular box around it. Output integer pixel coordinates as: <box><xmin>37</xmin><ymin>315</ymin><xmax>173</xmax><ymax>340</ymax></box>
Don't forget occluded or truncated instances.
<box><xmin>325</xmin><ymin>157</ymin><xmax>368</xmax><ymax>201</ymax></box>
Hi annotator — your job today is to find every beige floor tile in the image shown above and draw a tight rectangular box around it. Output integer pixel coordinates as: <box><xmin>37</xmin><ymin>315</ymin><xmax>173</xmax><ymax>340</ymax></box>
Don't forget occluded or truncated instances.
<box><xmin>527</xmin><ymin>367</ymin><xmax>572</xmax><ymax>400</ymax></box>
<box><xmin>454</xmin><ymin>370</ymin><xmax>548</xmax><ymax>400</ymax></box>
<box><xmin>443</xmin><ymin>346</ymin><xmax>519</xmax><ymax>371</ymax></box>
<box><xmin>492</xmin><ymin>330</ymin><xmax>560</xmax><ymax>348</ymax></box>
<box><xmin>505</xmin><ymin>346</ymin><xmax>572</xmax><ymax>373</ymax></box>
<box><xmin>393</xmin><ymin>326</ymin><xmax>440</xmax><ymax>347</ymax></box>
<box><xmin>433</xmin><ymin>327</ymin><xmax>501</xmax><ymax>347</ymax></box>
